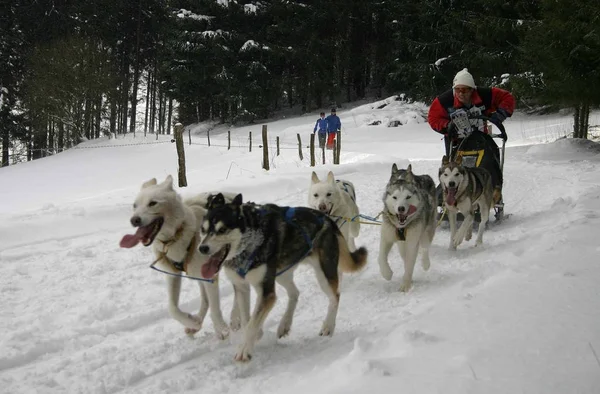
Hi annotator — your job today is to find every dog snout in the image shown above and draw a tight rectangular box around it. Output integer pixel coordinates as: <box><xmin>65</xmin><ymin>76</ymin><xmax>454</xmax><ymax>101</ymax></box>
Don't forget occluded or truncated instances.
<box><xmin>318</xmin><ymin>203</ymin><xmax>328</xmax><ymax>212</ymax></box>
<box><xmin>448</xmin><ymin>181</ymin><xmax>456</xmax><ymax>188</ymax></box>
<box><xmin>398</xmin><ymin>206</ymin><xmax>406</xmax><ymax>213</ymax></box>
<box><xmin>130</xmin><ymin>216</ymin><xmax>142</xmax><ymax>227</ymax></box>
<box><xmin>198</xmin><ymin>245</ymin><xmax>210</xmax><ymax>255</ymax></box>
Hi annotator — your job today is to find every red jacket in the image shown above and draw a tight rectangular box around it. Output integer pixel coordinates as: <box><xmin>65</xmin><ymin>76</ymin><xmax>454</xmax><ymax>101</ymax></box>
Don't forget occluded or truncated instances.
<box><xmin>428</xmin><ymin>87</ymin><xmax>515</xmax><ymax>134</ymax></box>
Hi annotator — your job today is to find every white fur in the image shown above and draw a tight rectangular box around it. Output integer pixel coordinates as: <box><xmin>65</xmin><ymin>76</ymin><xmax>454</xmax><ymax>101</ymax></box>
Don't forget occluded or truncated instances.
<box><xmin>308</xmin><ymin>171</ymin><xmax>360</xmax><ymax>251</ymax></box>
<box><xmin>129</xmin><ymin>177</ymin><xmax>240</xmax><ymax>338</ymax></box>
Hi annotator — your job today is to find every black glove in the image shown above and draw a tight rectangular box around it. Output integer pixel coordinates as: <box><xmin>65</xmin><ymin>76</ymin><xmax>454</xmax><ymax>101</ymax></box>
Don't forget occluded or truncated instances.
<box><xmin>490</xmin><ymin>108</ymin><xmax>509</xmax><ymax>125</ymax></box>
<box><xmin>444</xmin><ymin>122</ymin><xmax>458</xmax><ymax>139</ymax></box>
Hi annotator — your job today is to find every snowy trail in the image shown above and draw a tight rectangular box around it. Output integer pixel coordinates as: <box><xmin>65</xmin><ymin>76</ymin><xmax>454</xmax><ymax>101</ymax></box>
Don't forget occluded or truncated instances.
<box><xmin>2</xmin><ymin>142</ymin><xmax>599</xmax><ymax>394</ymax></box>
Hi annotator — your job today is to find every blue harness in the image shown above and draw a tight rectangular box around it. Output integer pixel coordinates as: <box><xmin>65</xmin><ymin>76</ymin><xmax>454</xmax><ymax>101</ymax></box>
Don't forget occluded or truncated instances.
<box><xmin>235</xmin><ymin>207</ymin><xmax>318</xmax><ymax>279</ymax></box>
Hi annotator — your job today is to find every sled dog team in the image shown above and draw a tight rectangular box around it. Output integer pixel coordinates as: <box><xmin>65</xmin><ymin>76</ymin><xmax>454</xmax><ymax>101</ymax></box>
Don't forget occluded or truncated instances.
<box><xmin>120</xmin><ymin>155</ymin><xmax>498</xmax><ymax>362</ymax></box>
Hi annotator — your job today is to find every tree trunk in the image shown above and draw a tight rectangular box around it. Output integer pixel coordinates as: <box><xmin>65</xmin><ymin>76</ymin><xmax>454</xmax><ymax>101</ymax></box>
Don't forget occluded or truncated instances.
<box><xmin>57</xmin><ymin>121</ymin><xmax>65</xmax><ymax>152</ymax></box>
<box><xmin>48</xmin><ymin>117</ymin><xmax>55</xmax><ymax>154</ymax></box>
<box><xmin>573</xmin><ymin>104</ymin><xmax>581</xmax><ymax>138</ymax></box>
<box><xmin>109</xmin><ymin>92</ymin><xmax>117</xmax><ymax>137</ymax></box>
<box><xmin>95</xmin><ymin>94</ymin><xmax>102</xmax><ymax>139</ymax></box>
<box><xmin>1</xmin><ymin>127</ymin><xmax>9</xmax><ymax>167</ymax></box>
<box><xmin>582</xmin><ymin>103</ymin><xmax>590</xmax><ymax>139</ymax></box>
<box><xmin>121</xmin><ymin>53</ymin><xmax>130</xmax><ymax>135</ymax></box>
<box><xmin>129</xmin><ymin>0</ymin><xmax>143</xmax><ymax>137</ymax></box>
<box><xmin>167</xmin><ymin>96</ymin><xmax>173</xmax><ymax>135</ymax></box>
<box><xmin>150</xmin><ymin>63</ymin><xmax>157</xmax><ymax>134</ymax></box>
<box><xmin>144</xmin><ymin>70</ymin><xmax>151</xmax><ymax>136</ymax></box>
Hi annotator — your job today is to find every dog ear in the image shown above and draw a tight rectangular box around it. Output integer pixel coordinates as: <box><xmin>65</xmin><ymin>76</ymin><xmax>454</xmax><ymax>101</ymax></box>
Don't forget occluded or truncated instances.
<box><xmin>232</xmin><ymin>193</ymin><xmax>243</xmax><ymax>206</ymax></box>
<box><xmin>391</xmin><ymin>163</ymin><xmax>398</xmax><ymax>175</ymax></box>
<box><xmin>208</xmin><ymin>193</ymin><xmax>225</xmax><ymax>209</ymax></box>
<box><xmin>442</xmin><ymin>156</ymin><xmax>449</xmax><ymax>166</ymax></box>
<box><xmin>311</xmin><ymin>171</ymin><xmax>320</xmax><ymax>184</ymax></box>
<box><xmin>404</xmin><ymin>165</ymin><xmax>414</xmax><ymax>183</ymax></box>
<box><xmin>159</xmin><ymin>175</ymin><xmax>174</xmax><ymax>190</ymax></box>
<box><xmin>327</xmin><ymin>171</ymin><xmax>335</xmax><ymax>184</ymax></box>
<box><xmin>141</xmin><ymin>178</ymin><xmax>157</xmax><ymax>189</ymax></box>
<box><xmin>455</xmin><ymin>155</ymin><xmax>463</xmax><ymax>165</ymax></box>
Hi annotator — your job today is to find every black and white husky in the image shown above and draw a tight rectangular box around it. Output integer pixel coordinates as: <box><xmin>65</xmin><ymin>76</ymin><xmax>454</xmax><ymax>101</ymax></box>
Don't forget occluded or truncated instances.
<box><xmin>378</xmin><ymin>164</ymin><xmax>437</xmax><ymax>292</ymax></box>
<box><xmin>197</xmin><ymin>193</ymin><xmax>368</xmax><ymax>362</ymax></box>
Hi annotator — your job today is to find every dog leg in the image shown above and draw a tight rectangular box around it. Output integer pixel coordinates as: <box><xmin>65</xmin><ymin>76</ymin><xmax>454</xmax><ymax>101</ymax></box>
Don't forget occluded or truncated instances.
<box><xmin>419</xmin><ymin>230</ymin><xmax>432</xmax><ymax>272</ymax></box>
<box><xmin>475</xmin><ymin>202</ymin><xmax>490</xmax><ymax>246</ymax></box>
<box><xmin>447</xmin><ymin>209</ymin><xmax>458</xmax><ymax>251</ymax></box>
<box><xmin>235</xmin><ymin>266</ymin><xmax>276</xmax><ymax>362</ymax></box>
<box><xmin>311</xmin><ymin>259</ymin><xmax>340</xmax><ymax>337</ymax></box>
<box><xmin>454</xmin><ymin>211</ymin><xmax>474</xmax><ymax>249</ymax></box>
<box><xmin>166</xmin><ymin>275</ymin><xmax>203</xmax><ymax>332</ymax></box>
<box><xmin>224</xmin><ymin>267</ymin><xmax>251</xmax><ymax>329</ymax></box>
<box><xmin>275</xmin><ymin>269</ymin><xmax>299</xmax><ymax>338</ymax></box>
<box><xmin>184</xmin><ymin>281</ymin><xmax>210</xmax><ymax>336</ymax></box>
<box><xmin>399</xmin><ymin>232</ymin><xmax>419</xmax><ymax>292</ymax></box>
<box><xmin>204</xmin><ymin>279</ymin><xmax>230</xmax><ymax>340</ymax></box>
<box><xmin>378</xmin><ymin>223</ymin><xmax>396</xmax><ymax>281</ymax></box>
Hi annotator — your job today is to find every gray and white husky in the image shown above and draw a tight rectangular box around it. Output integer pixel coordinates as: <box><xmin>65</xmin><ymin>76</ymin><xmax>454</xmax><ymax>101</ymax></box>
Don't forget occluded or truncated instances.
<box><xmin>308</xmin><ymin>171</ymin><xmax>360</xmax><ymax>251</ymax></box>
<box><xmin>378</xmin><ymin>164</ymin><xmax>437</xmax><ymax>292</ymax></box>
<box><xmin>197</xmin><ymin>193</ymin><xmax>368</xmax><ymax>362</ymax></box>
<box><xmin>439</xmin><ymin>155</ymin><xmax>501</xmax><ymax>249</ymax></box>
<box><xmin>120</xmin><ymin>176</ymin><xmax>244</xmax><ymax>338</ymax></box>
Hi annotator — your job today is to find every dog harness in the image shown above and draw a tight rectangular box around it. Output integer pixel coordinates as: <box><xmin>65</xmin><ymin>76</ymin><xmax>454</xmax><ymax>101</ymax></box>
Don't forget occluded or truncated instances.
<box><xmin>235</xmin><ymin>207</ymin><xmax>320</xmax><ymax>279</ymax></box>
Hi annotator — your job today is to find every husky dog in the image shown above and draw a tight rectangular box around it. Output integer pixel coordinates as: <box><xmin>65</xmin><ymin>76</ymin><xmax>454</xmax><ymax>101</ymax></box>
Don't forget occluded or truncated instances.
<box><xmin>308</xmin><ymin>171</ymin><xmax>360</xmax><ymax>251</ymax></box>
<box><xmin>119</xmin><ymin>176</ymin><xmax>245</xmax><ymax>338</ymax></box>
<box><xmin>197</xmin><ymin>193</ymin><xmax>368</xmax><ymax>362</ymax></box>
<box><xmin>439</xmin><ymin>155</ymin><xmax>501</xmax><ymax>249</ymax></box>
<box><xmin>378</xmin><ymin>164</ymin><xmax>437</xmax><ymax>292</ymax></box>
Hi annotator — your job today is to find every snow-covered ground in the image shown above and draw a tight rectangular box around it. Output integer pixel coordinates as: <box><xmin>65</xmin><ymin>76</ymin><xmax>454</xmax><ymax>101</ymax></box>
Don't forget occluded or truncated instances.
<box><xmin>1</xmin><ymin>97</ymin><xmax>599</xmax><ymax>394</ymax></box>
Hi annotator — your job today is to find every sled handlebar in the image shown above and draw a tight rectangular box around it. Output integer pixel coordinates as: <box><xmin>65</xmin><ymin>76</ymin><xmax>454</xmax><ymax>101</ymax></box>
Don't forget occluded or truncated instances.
<box><xmin>470</xmin><ymin>114</ymin><xmax>508</xmax><ymax>142</ymax></box>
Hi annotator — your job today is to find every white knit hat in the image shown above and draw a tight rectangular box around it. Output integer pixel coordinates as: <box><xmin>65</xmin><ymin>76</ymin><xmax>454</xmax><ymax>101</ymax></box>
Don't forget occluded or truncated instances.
<box><xmin>452</xmin><ymin>68</ymin><xmax>476</xmax><ymax>89</ymax></box>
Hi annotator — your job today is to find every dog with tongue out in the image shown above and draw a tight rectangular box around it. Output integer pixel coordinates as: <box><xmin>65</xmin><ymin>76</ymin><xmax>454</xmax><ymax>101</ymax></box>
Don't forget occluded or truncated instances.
<box><xmin>378</xmin><ymin>163</ymin><xmax>437</xmax><ymax>292</ymax></box>
<box><xmin>119</xmin><ymin>175</ymin><xmax>244</xmax><ymax>340</ymax></box>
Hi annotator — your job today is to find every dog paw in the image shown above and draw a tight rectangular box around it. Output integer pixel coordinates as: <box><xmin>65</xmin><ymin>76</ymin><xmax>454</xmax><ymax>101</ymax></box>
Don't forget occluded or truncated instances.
<box><xmin>379</xmin><ymin>261</ymin><xmax>393</xmax><ymax>281</ymax></box>
<box><xmin>187</xmin><ymin>313</ymin><xmax>204</xmax><ymax>330</ymax></box>
<box><xmin>465</xmin><ymin>229</ymin><xmax>473</xmax><ymax>241</ymax></box>
<box><xmin>277</xmin><ymin>320</ymin><xmax>292</xmax><ymax>338</ymax></box>
<box><xmin>184</xmin><ymin>327</ymin><xmax>200</xmax><ymax>336</ymax></box>
<box><xmin>422</xmin><ymin>258</ymin><xmax>430</xmax><ymax>271</ymax></box>
<box><xmin>234</xmin><ymin>345</ymin><xmax>253</xmax><ymax>362</ymax></box>
<box><xmin>213</xmin><ymin>322</ymin><xmax>230</xmax><ymax>340</ymax></box>
<box><xmin>452</xmin><ymin>234</ymin><xmax>464</xmax><ymax>248</ymax></box>
<box><xmin>399</xmin><ymin>279</ymin><xmax>412</xmax><ymax>292</ymax></box>
<box><xmin>230</xmin><ymin>317</ymin><xmax>242</xmax><ymax>332</ymax></box>
<box><xmin>319</xmin><ymin>324</ymin><xmax>335</xmax><ymax>337</ymax></box>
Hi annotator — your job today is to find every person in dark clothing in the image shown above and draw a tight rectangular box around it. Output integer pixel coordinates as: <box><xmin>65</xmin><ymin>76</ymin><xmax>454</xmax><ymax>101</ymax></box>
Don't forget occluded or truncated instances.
<box><xmin>325</xmin><ymin>108</ymin><xmax>341</xmax><ymax>150</ymax></box>
<box><xmin>313</xmin><ymin>112</ymin><xmax>328</xmax><ymax>149</ymax></box>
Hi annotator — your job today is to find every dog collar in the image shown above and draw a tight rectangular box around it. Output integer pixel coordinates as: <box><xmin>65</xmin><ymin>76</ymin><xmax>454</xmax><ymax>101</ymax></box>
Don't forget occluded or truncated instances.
<box><xmin>396</xmin><ymin>227</ymin><xmax>406</xmax><ymax>241</ymax></box>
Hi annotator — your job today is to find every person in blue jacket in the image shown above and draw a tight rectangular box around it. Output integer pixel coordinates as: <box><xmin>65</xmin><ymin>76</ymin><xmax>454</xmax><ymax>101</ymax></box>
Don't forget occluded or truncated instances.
<box><xmin>313</xmin><ymin>112</ymin><xmax>328</xmax><ymax>149</ymax></box>
<box><xmin>325</xmin><ymin>108</ymin><xmax>341</xmax><ymax>149</ymax></box>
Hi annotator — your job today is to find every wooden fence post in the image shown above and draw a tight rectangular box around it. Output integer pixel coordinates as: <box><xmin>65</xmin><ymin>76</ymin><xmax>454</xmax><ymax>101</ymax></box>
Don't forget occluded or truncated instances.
<box><xmin>249</xmin><ymin>131</ymin><xmax>252</xmax><ymax>152</ymax></box>
<box><xmin>207</xmin><ymin>129</ymin><xmax>211</xmax><ymax>147</ymax></box>
<box><xmin>310</xmin><ymin>133</ymin><xmax>315</xmax><ymax>167</ymax></box>
<box><xmin>322</xmin><ymin>144</ymin><xmax>326</xmax><ymax>165</ymax></box>
<box><xmin>297</xmin><ymin>133</ymin><xmax>303</xmax><ymax>160</ymax></box>
<box><xmin>262</xmin><ymin>125</ymin><xmax>269</xmax><ymax>170</ymax></box>
<box><xmin>276</xmin><ymin>136</ymin><xmax>280</xmax><ymax>156</ymax></box>
<box><xmin>333</xmin><ymin>140</ymin><xmax>337</xmax><ymax>164</ymax></box>
<box><xmin>228</xmin><ymin>130</ymin><xmax>231</xmax><ymax>150</ymax></box>
<box><xmin>335</xmin><ymin>129</ymin><xmax>342</xmax><ymax>164</ymax></box>
<box><xmin>174</xmin><ymin>123</ymin><xmax>188</xmax><ymax>187</ymax></box>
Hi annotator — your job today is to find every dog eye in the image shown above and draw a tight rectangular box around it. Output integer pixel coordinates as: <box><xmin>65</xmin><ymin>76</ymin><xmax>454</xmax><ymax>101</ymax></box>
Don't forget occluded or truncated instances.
<box><xmin>133</xmin><ymin>203</ymin><xmax>137</xmax><ymax>209</ymax></box>
<box><xmin>406</xmin><ymin>195</ymin><xmax>412</xmax><ymax>199</ymax></box>
<box><xmin>326</xmin><ymin>193</ymin><xmax>332</xmax><ymax>197</ymax></box>
<box><xmin>392</xmin><ymin>196</ymin><xmax>397</xmax><ymax>200</ymax></box>
<box><xmin>313</xmin><ymin>193</ymin><xmax>318</xmax><ymax>198</ymax></box>
<box><xmin>148</xmin><ymin>201</ymin><xmax>157</xmax><ymax>207</ymax></box>
<box><xmin>217</xmin><ymin>227</ymin><xmax>227</xmax><ymax>234</ymax></box>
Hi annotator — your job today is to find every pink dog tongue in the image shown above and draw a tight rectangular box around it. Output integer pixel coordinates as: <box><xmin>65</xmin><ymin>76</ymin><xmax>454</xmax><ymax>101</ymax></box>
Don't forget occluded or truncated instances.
<box><xmin>446</xmin><ymin>188</ymin><xmax>457</xmax><ymax>206</ymax></box>
<box><xmin>119</xmin><ymin>226</ymin><xmax>151</xmax><ymax>248</ymax></box>
<box><xmin>119</xmin><ymin>234</ymin><xmax>141</xmax><ymax>248</ymax></box>
<box><xmin>407</xmin><ymin>205</ymin><xmax>417</xmax><ymax>215</ymax></box>
<box><xmin>201</xmin><ymin>257</ymin><xmax>221</xmax><ymax>279</ymax></box>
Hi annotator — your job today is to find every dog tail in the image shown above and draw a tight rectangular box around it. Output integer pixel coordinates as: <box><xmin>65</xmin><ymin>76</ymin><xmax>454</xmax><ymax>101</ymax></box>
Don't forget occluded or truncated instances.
<box><xmin>337</xmin><ymin>234</ymin><xmax>368</xmax><ymax>273</ymax></box>
<box><xmin>492</xmin><ymin>186</ymin><xmax>502</xmax><ymax>205</ymax></box>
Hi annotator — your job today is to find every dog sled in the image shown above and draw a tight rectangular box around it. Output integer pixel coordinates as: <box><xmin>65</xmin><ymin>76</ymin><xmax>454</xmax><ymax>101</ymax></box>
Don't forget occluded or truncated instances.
<box><xmin>437</xmin><ymin>113</ymin><xmax>507</xmax><ymax>223</ymax></box>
